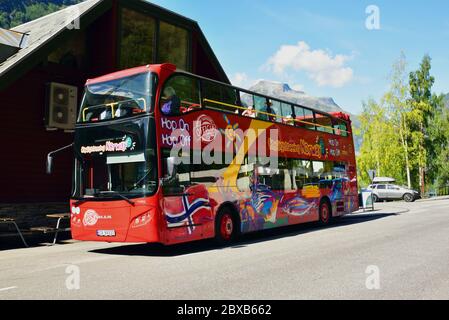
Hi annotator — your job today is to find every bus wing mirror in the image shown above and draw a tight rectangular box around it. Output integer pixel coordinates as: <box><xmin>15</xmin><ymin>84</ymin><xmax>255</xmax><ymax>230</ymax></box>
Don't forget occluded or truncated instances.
<box><xmin>45</xmin><ymin>143</ymin><xmax>73</xmax><ymax>175</ymax></box>
<box><xmin>46</xmin><ymin>155</ymin><xmax>54</xmax><ymax>175</ymax></box>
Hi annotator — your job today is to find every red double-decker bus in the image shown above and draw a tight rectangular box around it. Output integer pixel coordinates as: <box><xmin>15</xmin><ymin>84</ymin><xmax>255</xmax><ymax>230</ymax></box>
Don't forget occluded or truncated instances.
<box><xmin>58</xmin><ymin>63</ymin><xmax>358</xmax><ymax>245</ymax></box>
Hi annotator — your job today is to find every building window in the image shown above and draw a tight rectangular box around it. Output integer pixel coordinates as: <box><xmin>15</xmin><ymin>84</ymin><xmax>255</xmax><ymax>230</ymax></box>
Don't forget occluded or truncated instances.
<box><xmin>48</xmin><ymin>32</ymin><xmax>86</xmax><ymax>69</ymax></box>
<box><xmin>158</xmin><ymin>21</ymin><xmax>189</xmax><ymax>70</ymax></box>
<box><xmin>119</xmin><ymin>8</ymin><xmax>156</xmax><ymax>69</ymax></box>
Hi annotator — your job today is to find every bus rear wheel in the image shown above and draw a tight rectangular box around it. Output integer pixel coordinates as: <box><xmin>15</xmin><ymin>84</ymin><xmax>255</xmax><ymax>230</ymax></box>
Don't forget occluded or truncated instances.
<box><xmin>319</xmin><ymin>201</ymin><xmax>331</xmax><ymax>225</ymax></box>
<box><xmin>215</xmin><ymin>208</ymin><xmax>238</xmax><ymax>245</ymax></box>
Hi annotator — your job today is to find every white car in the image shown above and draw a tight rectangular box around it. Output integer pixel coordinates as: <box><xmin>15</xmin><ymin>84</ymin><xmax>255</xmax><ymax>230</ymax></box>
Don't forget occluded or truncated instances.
<box><xmin>367</xmin><ymin>184</ymin><xmax>420</xmax><ymax>203</ymax></box>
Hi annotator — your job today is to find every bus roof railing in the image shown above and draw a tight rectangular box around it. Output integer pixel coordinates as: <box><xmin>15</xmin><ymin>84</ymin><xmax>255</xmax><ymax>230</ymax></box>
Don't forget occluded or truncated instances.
<box><xmin>173</xmin><ymin>68</ymin><xmax>351</xmax><ymax>125</ymax></box>
<box><xmin>202</xmin><ymin>98</ymin><xmax>351</xmax><ymax>135</ymax></box>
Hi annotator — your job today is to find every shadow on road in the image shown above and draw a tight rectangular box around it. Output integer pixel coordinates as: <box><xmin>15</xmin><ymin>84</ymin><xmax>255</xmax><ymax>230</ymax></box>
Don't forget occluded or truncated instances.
<box><xmin>89</xmin><ymin>212</ymin><xmax>399</xmax><ymax>258</ymax></box>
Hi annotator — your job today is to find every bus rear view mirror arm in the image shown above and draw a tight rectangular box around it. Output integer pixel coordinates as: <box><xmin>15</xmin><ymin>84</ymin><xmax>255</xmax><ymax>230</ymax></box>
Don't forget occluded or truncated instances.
<box><xmin>46</xmin><ymin>143</ymin><xmax>74</xmax><ymax>175</ymax></box>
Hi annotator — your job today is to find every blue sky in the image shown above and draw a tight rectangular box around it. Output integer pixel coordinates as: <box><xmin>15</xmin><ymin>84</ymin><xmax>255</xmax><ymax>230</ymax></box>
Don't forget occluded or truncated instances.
<box><xmin>150</xmin><ymin>0</ymin><xmax>449</xmax><ymax>114</ymax></box>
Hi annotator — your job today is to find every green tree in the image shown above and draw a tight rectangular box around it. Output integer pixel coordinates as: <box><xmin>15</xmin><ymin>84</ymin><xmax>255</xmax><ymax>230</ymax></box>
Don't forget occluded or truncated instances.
<box><xmin>408</xmin><ymin>55</ymin><xmax>437</xmax><ymax>194</ymax></box>
<box><xmin>0</xmin><ymin>1</ymin><xmax>83</xmax><ymax>29</ymax></box>
<box><xmin>358</xmin><ymin>53</ymin><xmax>449</xmax><ymax>194</ymax></box>
<box><xmin>427</xmin><ymin>94</ymin><xmax>449</xmax><ymax>190</ymax></box>
<box><xmin>357</xmin><ymin>98</ymin><xmax>404</xmax><ymax>187</ymax></box>
<box><xmin>384</xmin><ymin>52</ymin><xmax>413</xmax><ymax>188</ymax></box>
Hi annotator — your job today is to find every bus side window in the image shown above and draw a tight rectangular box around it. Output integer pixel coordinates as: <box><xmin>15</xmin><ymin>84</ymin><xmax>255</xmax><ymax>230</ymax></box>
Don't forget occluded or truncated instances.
<box><xmin>161</xmin><ymin>74</ymin><xmax>200</xmax><ymax>116</ymax></box>
<box><xmin>269</xmin><ymin>100</ymin><xmax>282</xmax><ymax>123</ymax></box>
<box><xmin>333</xmin><ymin>120</ymin><xmax>348</xmax><ymax>137</ymax></box>
<box><xmin>221</xmin><ymin>86</ymin><xmax>239</xmax><ymax>113</ymax></box>
<box><xmin>303</xmin><ymin>109</ymin><xmax>316</xmax><ymax>130</ymax></box>
<box><xmin>201</xmin><ymin>80</ymin><xmax>221</xmax><ymax>110</ymax></box>
<box><xmin>202</xmin><ymin>80</ymin><xmax>239</xmax><ymax>114</ymax></box>
<box><xmin>340</xmin><ymin>122</ymin><xmax>348</xmax><ymax>137</ymax></box>
<box><xmin>237</xmin><ymin>157</ymin><xmax>255</xmax><ymax>192</ymax></box>
<box><xmin>161</xmin><ymin>149</ymin><xmax>191</xmax><ymax>195</ymax></box>
<box><xmin>312</xmin><ymin>161</ymin><xmax>324</xmax><ymax>185</ymax></box>
<box><xmin>254</xmin><ymin>95</ymin><xmax>268</xmax><ymax>121</ymax></box>
<box><xmin>294</xmin><ymin>106</ymin><xmax>306</xmax><ymax>128</ymax></box>
<box><xmin>240</xmin><ymin>91</ymin><xmax>256</xmax><ymax>118</ymax></box>
<box><xmin>281</xmin><ymin>103</ymin><xmax>294</xmax><ymax>125</ymax></box>
<box><xmin>316</xmin><ymin>112</ymin><xmax>334</xmax><ymax>134</ymax></box>
<box><xmin>291</xmin><ymin>159</ymin><xmax>310</xmax><ymax>190</ymax></box>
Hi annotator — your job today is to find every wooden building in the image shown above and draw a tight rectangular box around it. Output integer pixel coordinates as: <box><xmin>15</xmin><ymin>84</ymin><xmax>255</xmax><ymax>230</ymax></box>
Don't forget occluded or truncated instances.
<box><xmin>0</xmin><ymin>0</ymin><xmax>229</xmax><ymax>226</ymax></box>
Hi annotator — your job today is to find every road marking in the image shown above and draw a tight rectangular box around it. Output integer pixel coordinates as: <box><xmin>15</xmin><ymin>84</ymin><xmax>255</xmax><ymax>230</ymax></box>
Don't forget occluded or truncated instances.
<box><xmin>0</xmin><ymin>286</ymin><xmax>17</xmax><ymax>292</ymax></box>
<box><xmin>32</xmin><ymin>256</ymin><xmax>116</xmax><ymax>273</ymax></box>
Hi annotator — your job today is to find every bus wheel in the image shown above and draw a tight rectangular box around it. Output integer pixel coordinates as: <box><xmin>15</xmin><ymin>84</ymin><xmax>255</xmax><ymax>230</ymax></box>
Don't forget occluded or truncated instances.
<box><xmin>319</xmin><ymin>201</ymin><xmax>331</xmax><ymax>225</ymax></box>
<box><xmin>215</xmin><ymin>208</ymin><xmax>237</xmax><ymax>245</ymax></box>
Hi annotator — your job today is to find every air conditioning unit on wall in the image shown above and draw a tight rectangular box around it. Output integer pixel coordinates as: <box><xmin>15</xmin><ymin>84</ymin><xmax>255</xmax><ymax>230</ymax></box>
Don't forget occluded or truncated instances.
<box><xmin>45</xmin><ymin>82</ymin><xmax>78</xmax><ymax>131</ymax></box>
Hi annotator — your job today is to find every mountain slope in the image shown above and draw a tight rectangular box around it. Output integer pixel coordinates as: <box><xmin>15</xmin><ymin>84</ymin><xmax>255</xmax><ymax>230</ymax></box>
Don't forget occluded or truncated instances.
<box><xmin>245</xmin><ymin>80</ymin><xmax>362</xmax><ymax>153</ymax></box>
<box><xmin>0</xmin><ymin>0</ymin><xmax>83</xmax><ymax>29</ymax></box>
<box><xmin>248</xmin><ymin>80</ymin><xmax>344</xmax><ymax>113</ymax></box>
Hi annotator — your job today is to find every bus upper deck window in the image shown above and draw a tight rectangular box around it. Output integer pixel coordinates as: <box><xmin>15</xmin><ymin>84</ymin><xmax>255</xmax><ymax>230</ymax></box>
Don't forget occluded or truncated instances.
<box><xmin>316</xmin><ymin>113</ymin><xmax>334</xmax><ymax>134</ymax></box>
<box><xmin>281</xmin><ymin>103</ymin><xmax>294</xmax><ymax>125</ymax></box>
<box><xmin>161</xmin><ymin>86</ymin><xmax>181</xmax><ymax>116</ymax></box>
<box><xmin>303</xmin><ymin>109</ymin><xmax>316</xmax><ymax>130</ymax></box>
<box><xmin>334</xmin><ymin>120</ymin><xmax>348</xmax><ymax>137</ymax></box>
<box><xmin>269</xmin><ymin>100</ymin><xmax>282</xmax><ymax>123</ymax></box>
<box><xmin>79</xmin><ymin>72</ymin><xmax>151</xmax><ymax>123</ymax></box>
<box><xmin>294</xmin><ymin>106</ymin><xmax>307</xmax><ymax>128</ymax></box>
<box><xmin>161</xmin><ymin>74</ymin><xmax>200</xmax><ymax>116</ymax></box>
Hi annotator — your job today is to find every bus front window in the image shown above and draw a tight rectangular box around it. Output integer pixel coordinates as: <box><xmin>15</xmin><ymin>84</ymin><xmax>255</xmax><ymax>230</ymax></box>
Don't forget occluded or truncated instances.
<box><xmin>79</xmin><ymin>72</ymin><xmax>153</xmax><ymax>123</ymax></box>
<box><xmin>73</xmin><ymin>152</ymin><xmax>158</xmax><ymax>199</ymax></box>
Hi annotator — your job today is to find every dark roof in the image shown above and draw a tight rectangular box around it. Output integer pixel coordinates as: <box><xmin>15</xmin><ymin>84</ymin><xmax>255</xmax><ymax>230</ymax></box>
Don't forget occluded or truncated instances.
<box><xmin>0</xmin><ymin>0</ymin><xmax>229</xmax><ymax>91</ymax></box>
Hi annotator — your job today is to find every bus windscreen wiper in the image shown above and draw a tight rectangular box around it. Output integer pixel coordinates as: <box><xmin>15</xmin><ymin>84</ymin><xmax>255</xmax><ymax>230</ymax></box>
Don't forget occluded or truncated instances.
<box><xmin>98</xmin><ymin>191</ymin><xmax>136</xmax><ymax>206</ymax></box>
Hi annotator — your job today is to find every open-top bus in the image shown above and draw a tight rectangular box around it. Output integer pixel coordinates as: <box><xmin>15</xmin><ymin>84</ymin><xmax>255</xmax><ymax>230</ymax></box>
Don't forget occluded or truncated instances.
<box><xmin>55</xmin><ymin>63</ymin><xmax>358</xmax><ymax>245</ymax></box>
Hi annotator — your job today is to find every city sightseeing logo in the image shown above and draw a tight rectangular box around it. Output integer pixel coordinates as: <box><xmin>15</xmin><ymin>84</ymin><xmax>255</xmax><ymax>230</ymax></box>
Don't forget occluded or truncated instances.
<box><xmin>81</xmin><ymin>135</ymin><xmax>136</xmax><ymax>154</ymax></box>
<box><xmin>194</xmin><ymin>115</ymin><xmax>217</xmax><ymax>143</ymax></box>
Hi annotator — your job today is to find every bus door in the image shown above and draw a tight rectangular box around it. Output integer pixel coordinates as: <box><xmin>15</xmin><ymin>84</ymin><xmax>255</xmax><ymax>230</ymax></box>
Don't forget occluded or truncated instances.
<box><xmin>161</xmin><ymin>157</ymin><xmax>215</xmax><ymax>243</ymax></box>
<box><xmin>253</xmin><ymin>164</ymin><xmax>283</xmax><ymax>226</ymax></box>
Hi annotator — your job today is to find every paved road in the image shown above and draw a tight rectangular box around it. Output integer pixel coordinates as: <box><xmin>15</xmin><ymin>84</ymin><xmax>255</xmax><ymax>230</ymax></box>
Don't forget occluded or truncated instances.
<box><xmin>1</xmin><ymin>199</ymin><xmax>449</xmax><ymax>300</ymax></box>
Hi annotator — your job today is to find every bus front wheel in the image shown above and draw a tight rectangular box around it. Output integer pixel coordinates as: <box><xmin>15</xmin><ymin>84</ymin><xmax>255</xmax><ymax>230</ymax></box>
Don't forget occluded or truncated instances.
<box><xmin>215</xmin><ymin>208</ymin><xmax>238</xmax><ymax>245</ymax></box>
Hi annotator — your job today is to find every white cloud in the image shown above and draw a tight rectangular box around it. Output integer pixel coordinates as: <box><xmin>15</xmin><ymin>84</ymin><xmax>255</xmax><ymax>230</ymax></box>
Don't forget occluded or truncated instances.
<box><xmin>229</xmin><ymin>72</ymin><xmax>260</xmax><ymax>89</ymax></box>
<box><xmin>265</xmin><ymin>41</ymin><xmax>354</xmax><ymax>88</ymax></box>
<box><xmin>230</xmin><ymin>72</ymin><xmax>249</xmax><ymax>87</ymax></box>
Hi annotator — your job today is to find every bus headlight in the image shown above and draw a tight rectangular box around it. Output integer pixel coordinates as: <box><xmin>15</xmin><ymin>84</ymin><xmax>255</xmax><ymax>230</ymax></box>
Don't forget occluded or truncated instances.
<box><xmin>131</xmin><ymin>211</ymin><xmax>153</xmax><ymax>229</ymax></box>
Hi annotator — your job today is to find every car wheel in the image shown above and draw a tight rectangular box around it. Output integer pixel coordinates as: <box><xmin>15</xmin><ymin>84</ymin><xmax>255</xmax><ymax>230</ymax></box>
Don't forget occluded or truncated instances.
<box><xmin>403</xmin><ymin>193</ymin><xmax>415</xmax><ymax>203</ymax></box>
<box><xmin>372</xmin><ymin>194</ymin><xmax>379</xmax><ymax>203</ymax></box>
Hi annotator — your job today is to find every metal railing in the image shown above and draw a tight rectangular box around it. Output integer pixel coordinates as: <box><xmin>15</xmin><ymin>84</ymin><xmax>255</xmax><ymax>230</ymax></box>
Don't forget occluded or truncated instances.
<box><xmin>202</xmin><ymin>98</ymin><xmax>351</xmax><ymax>136</ymax></box>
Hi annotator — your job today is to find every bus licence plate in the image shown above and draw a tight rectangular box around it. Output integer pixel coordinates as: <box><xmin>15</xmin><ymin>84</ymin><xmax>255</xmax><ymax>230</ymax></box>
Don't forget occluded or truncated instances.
<box><xmin>97</xmin><ymin>230</ymin><xmax>116</xmax><ymax>237</ymax></box>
